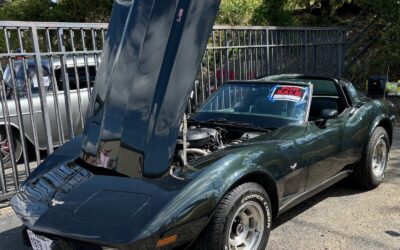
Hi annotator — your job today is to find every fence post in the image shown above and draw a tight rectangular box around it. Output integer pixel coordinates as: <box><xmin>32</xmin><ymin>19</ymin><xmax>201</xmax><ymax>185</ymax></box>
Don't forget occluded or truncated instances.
<box><xmin>266</xmin><ymin>28</ymin><xmax>270</xmax><ymax>76</ymax></box>
<box><xmin>304</xmin><ymin>30</ymin><xmax>308</xmax><ymax>74</ymax></box>
<box><xmin>337</xmin><ymin>29</ymin><xmax>344</xmax><ymax>77</ymax></box>
<box><xmin>31</xmin><ymin>25</ymin><xmax>54</xmax><ymax>154</ymax></box>
<box><xmin>57</xmin><ymin>28</ymin><xmax>75</xmax><ymax>139</ymax></box>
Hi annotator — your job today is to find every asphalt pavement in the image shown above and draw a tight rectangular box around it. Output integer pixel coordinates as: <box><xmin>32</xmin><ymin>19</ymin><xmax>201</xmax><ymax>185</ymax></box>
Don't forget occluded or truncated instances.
<box><xmin>0</xmin><ymin>129</ymin><xmax>399</xmax><ymax>250</ymax></box>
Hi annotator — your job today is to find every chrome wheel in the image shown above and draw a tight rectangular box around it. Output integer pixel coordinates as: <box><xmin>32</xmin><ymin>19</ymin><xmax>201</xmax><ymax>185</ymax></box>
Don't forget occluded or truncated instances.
<box><xmin>372</xmin><ymin>135</ymin><xmax>388</xmax><ymax>177</ymax></box>
<box><xmin>228</xmin><ymin>201</ymin><xmax>264</xmax><ymax>250</ymax></box>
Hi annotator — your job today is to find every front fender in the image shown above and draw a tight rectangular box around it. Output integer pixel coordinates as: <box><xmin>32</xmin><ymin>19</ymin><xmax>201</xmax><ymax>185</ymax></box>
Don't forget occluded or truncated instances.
<box><xmin>142</xmin><ymin>147</ymin><xmax>282</xmax><ymax>246</ymax></box>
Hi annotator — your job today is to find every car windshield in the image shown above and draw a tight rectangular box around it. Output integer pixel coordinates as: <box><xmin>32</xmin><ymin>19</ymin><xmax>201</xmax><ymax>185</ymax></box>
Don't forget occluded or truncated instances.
<box><xmin>192</xmin><ymin>82</ymin><xmax>311</xmax><ymax>128</ymax></box>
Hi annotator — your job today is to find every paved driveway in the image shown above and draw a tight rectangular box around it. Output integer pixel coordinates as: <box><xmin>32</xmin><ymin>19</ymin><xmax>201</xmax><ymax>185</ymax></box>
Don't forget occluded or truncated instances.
<box><xmin>1</xmin><ymin>129</ymin><xmax>399</xmax><ymax>250</ymax></box>
<box><xmin>267</xmin><ymin>128</ymin><xmax>400</xmax><ymax>250</ymax></box>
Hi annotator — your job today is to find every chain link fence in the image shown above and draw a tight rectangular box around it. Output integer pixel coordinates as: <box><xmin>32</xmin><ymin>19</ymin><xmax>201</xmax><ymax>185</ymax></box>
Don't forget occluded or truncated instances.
<box><xmin>0</xmin><ymin>21</ymin><xmax>345</xmax><ymax>201</ymax></box>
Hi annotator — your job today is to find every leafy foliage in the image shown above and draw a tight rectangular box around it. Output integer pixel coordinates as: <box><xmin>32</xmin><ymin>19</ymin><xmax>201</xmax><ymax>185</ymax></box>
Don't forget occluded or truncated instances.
<box><xmin>52</xmin><ymin>0</ymin><xmax>113</xmax><ymax>22</ymax></box>
<box><xmin>345</xmin><ymin>0</ymin><xmax>400</xmax><ymax>83</ymax></box>
<box><xmin>216</xmin><ymin>0</ymin><xmax>263</xmax><ymax>25</ymax></box>
<box><xmin>216</xmin><ymin>0</ymin><xmax>296</xmax><ymax>26</ymax></box>
<box><xmin>0</xmin><ymin>0</ymin><xmax>113</xmax><ymax>22</ymax></box>
<box><xmin>0</xmin><ymin>0</ymin><xmax>294</xmax><ymax>26</ymax></box>
<box><xmin>0</xmin><ymin>0</ymin><xmax>56</xmax><ymax>21</ymax></box>
<box><xmin>252</xmin><ymin>0</ymin><xmax>295</xmax><ymax>26</ymax></box>
<box><xmin>0</xmin><ymin>0</ymin><xmax>399</xmax><ymax>82</ymax></box>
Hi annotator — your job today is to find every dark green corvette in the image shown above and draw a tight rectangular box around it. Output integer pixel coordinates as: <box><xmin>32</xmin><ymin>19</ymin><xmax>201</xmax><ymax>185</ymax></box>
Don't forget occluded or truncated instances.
<box><xmin>10</xmin><ymin>0</ymin><xmax>398</xmax><ymax>250</ymax></box>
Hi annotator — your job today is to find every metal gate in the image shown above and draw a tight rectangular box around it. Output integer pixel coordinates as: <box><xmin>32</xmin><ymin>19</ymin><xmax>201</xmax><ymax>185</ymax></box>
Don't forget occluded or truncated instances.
<box><xmin>194</xmin><ymin>26</ymin><xmax>345</xmax><ymax>106</ymax></box>
<box><xmin>0</xmin><ymin>21</ymin><xmax>345</xmax><ymax>201</ymax></box>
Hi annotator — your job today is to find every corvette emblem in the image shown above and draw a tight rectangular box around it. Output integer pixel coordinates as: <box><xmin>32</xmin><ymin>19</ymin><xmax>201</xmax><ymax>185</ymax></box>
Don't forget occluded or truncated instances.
<box><xmin>290</xmin><ymin>163</ymin><xmax>298</xmax><ymax>170</ymax></box>
<box><xmin>177</xmin><ymin>9</ymin><xmax>184</xmax><ymax>22</ymax></box>
<box><xmin>50</xmin><ymin>199</ymin><xmax>65</xmax><ymax>207</ymax></box>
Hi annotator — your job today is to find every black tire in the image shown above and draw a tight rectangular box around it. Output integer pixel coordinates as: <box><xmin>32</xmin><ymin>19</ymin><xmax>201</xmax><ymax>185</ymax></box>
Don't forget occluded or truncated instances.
<box><xmin>0</xmin><ymin>127</ymin><xmax>22</xmax><ymax>169</ymax></box>
<box><xmin>353</xmin><ymin>127</ymin><xmax>390</xmax><ymax>190</ymax></box>
<box><xmin>193</xmin><ymin>182</ymin><xmax>272</xmax><ymax>250</ymax></box>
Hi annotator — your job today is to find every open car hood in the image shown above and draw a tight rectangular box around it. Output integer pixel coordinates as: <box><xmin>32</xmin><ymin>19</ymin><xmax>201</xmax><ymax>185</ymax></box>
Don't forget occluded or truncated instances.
<box><xmin>80</xmin><ymin>0</ymin><xmax>221</xmax><ymax>178</ymax></box>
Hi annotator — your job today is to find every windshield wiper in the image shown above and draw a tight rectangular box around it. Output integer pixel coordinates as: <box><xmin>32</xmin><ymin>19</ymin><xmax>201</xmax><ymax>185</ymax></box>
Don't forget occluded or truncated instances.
<box><xmin>204</xmin><ymin>119</ymin><xmax>271</xmax><ymax>132</ymax></box>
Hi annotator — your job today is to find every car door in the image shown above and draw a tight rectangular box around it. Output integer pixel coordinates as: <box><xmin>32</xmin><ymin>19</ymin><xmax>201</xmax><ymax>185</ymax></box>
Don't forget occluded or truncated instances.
<box><xmin>304</xmin><ymin>115</ymin><xmax>346</xmax><ymax>189</ymax></box>
<box><xmin>278</xmin><ymin>125</ymin><xmax>309</xmax><ymax>203</ymax></box>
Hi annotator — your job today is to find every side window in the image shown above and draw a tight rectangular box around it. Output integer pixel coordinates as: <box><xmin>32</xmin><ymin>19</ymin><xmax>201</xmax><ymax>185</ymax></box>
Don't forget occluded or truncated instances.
<box><xmin>268</xmin><ymin>77</ymin><xmax>350</xmax><ymax>121</ymax></box>
<box><xmin>30</xmin><ymin>66</ymin><xmax>52</xmax><ymax>95</ymax></box>
<box><xmin>309</xmin><ymin>80</ymin><xmax>343</xmax><ymax>121</ymax></box>
<box><xmin>55</xmin><ymin>66</ymin><xmax>96</xmax><ymax>91</ymax></box>
<box><xmin>342</xmin><ymin>82</ymin><xmax>359</xmax><ymax>106</ymax></box>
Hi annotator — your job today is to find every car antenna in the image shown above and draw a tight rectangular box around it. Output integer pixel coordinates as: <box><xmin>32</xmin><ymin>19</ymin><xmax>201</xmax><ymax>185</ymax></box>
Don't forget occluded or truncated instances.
<box><xmin>384</xmin><ymin>66</ymin><xmax>390</xmax><ymax>100</ymax></box>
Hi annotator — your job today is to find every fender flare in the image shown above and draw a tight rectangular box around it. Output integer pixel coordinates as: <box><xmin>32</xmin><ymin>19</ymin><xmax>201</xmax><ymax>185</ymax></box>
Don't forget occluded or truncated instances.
<box><xmin>212</xmin><ymin>168</ymin><xmax>280</xmax><ymax>219</ymax></box>
<box><xmin>0</xmin><ymin>122</ymin><xmax>42</xmax><ymax>150</ymax></box>
<box><xmin>369</xmin><ymin>115</ymin><xmax>393</xmax><ymax>145</ymax></box>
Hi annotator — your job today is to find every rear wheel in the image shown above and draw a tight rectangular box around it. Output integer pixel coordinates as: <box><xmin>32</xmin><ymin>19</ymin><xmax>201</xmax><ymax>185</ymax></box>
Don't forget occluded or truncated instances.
<box><xmin>353</xmin><ymin>127</ymin><xmax>390</xmax><ymax>189</ymax></box>
<box><xmin>194</xmin><ymin>182</ymin><xmax>272</xmax><ymax>250</ymax></box>
<box><xmin>0</xmin><ymin>127</ymin><xmax>22</xmax><ymax>169</ymax></box>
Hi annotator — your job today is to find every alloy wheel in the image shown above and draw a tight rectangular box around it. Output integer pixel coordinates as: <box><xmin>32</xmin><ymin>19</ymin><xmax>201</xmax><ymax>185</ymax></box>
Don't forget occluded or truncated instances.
<box><xmin>228</xmin><ymin>201</ymin><xmax>265</xmax><ymax>250</ymax></box>
<box><xmin>371</xmin><ymin>135</ymin><xmax>388</xmax><ymax>177</ymax></box>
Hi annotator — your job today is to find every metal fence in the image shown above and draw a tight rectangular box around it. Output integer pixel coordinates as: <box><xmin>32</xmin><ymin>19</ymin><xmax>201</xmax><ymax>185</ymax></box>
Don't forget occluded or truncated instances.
<box><xmin>194</xmin><ymin>26</ymin><xmax>345</xmax><ymax>106</ymax></box>
<box><xmin>0</xmin><ymin>21</ymin><xmax>345</xmax><ymax>201</ymax></box>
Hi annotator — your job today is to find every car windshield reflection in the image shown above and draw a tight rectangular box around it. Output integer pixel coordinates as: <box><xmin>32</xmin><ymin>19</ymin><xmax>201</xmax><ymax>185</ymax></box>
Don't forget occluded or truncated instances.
<box><xmin>196</xmin><ymin>82</ymin><xmax>311</xmax><ymax>126</ymax></box>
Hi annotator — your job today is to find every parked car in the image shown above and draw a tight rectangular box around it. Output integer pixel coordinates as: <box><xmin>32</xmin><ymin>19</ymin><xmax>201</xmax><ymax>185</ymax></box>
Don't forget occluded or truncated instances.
<box><xmin>0</xmin><ymin>55</ymin><xmax>98</xmax><ymax>167</ymax></box>
<box><xmin>10</xmin><ymin>1</ymin><xmax>398</xmax><ymax>250</ymax></box>
<box><xmin>11</xmin><ymin>74</ymin><xmax>398</xmax><ymax>250</ymax></box>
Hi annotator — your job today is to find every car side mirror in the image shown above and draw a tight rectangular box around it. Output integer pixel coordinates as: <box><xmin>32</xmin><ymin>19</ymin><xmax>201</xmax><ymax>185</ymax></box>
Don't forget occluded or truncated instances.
<box><xmin>316</xmin><ymin>109</ymin><xmax>338</xmax><ymax>128</ymax></box>
<box><xmin>321</xmin><ymin>109</ymin><xmax>338</xmax><ymax>120</ymax></box>
<box><xmin>191</xmin><ymin>103</ymin><xmax>201</xmax><ymax>112</ymax></box>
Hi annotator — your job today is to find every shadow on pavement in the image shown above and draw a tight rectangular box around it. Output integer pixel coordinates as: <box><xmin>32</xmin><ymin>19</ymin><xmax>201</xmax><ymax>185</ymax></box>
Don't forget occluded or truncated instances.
<box><xmin>0</xmin><ymin>226</ymin><xmax>30</xmax><ymax>250</ymax></box>
<box><xmin>272</xmin><ymin>179</ymin><xmax>367</xmax><ymax>229</ymax></box>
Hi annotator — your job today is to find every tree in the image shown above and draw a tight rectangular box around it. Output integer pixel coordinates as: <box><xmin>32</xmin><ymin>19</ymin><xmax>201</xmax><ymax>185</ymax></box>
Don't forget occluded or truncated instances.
<box><xmin>353</xmin><ymin>0</ymin><xmax>400</xmax><ymax>81</ymax></box>
<box><xmin>289</xmin><ymin>0</ymin><xmax>356</xmax><ymax>16</ymax></box>
<box><xmin>53</xmin><ymin>0</ymin><xmax>113</xmax><ymax>22</ymax></box>
<box><xmin>0</xmin><ymin>0</ymin><xmax>56</xmax><ymax>21</ymax></box>
<box><xmin>0</xmin><ymin>0</ymin><xmax>113</xmax><ymax>22</ymax></box>
<box><xmin>216</xmin><ymin>0</ymin><xmax>263</xmax><ymax>25</ymax></box>
<box><xmin>252</xmin><ymin>0</ymin><xmax>295</xmax><ymax>26</ymax></box>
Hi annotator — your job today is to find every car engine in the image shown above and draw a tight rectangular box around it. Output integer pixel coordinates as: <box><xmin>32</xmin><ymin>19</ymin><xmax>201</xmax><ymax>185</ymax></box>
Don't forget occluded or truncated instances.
<box><xmin>173</xmin><ymin>118</ymin><xmax>265</xmax><ymax>171</ymax></box>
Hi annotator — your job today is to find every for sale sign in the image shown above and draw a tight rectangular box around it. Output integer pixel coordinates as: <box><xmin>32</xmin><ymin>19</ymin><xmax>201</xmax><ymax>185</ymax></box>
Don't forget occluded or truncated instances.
<box><xmin>270</xmin><ymin>85</ymin><xmax>308</xmax><ymax>102</ymax></box>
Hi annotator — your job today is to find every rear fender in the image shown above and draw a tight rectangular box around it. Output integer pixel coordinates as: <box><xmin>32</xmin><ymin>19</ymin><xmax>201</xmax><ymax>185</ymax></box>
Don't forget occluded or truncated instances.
<box><xmin>369</xmin><ymin>115</ymin><xmax>393</xmax><ymax>145</ymax></box>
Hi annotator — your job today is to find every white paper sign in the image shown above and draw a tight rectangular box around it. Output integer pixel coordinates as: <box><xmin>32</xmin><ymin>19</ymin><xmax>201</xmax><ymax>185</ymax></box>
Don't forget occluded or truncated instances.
<box><xmin>43</xmin><ymin>76</ymin><xmax>50</xmax><ymax>87</ymax></box>
<box><xmin>32</xmin><ymin>77</ymin><xmax>38</xmax><ymax>88</ymax></box>
<box><xmin>32</xmin><ymin>76</ymin><xmax>50</xmax><ymax>88</ymax></box>
<box><xmin>27</xmin><ymin>230</ymin><xmax>53</xmax><ymax>250</ymax></box>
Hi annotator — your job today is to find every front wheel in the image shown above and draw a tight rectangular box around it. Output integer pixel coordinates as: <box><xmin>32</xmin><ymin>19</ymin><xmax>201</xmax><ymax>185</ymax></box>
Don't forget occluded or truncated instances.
<box><xmin>194</xmin><ymin>182</ymin><xmax>272</xmax><ymax>250</ymax></box>
<box><xmin>353</xmin><ymin>127</ymin><xmax>390</xmax><ymax>190</ymax></box>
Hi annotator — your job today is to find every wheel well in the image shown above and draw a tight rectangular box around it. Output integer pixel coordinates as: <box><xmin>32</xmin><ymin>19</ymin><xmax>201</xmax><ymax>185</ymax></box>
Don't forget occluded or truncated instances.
<box><xmin>230</xmin><ymin>172</ymin><xmax>279</xmax><ymax>219</ymax></box>
<box><xmin>0</xmin><ymin>124</ymin><xmax>19</xmax><ymax>139</ymax></box>
<box><xmin>0</xmin><ymin>124</ymin><xmax>34</xmax><ymax>149</ymax></box>
<box><xmin>378</xmin><ymin>119</ymin><xmax>393</xmax><ymax>145</ymax></box>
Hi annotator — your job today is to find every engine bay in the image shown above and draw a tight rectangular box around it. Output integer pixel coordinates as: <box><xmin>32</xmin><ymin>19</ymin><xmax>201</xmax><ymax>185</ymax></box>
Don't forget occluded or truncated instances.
<box><xmin>172</xmin><ymin>119</ymin><xmax>266</xmax><ymax>171</ymax></box>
